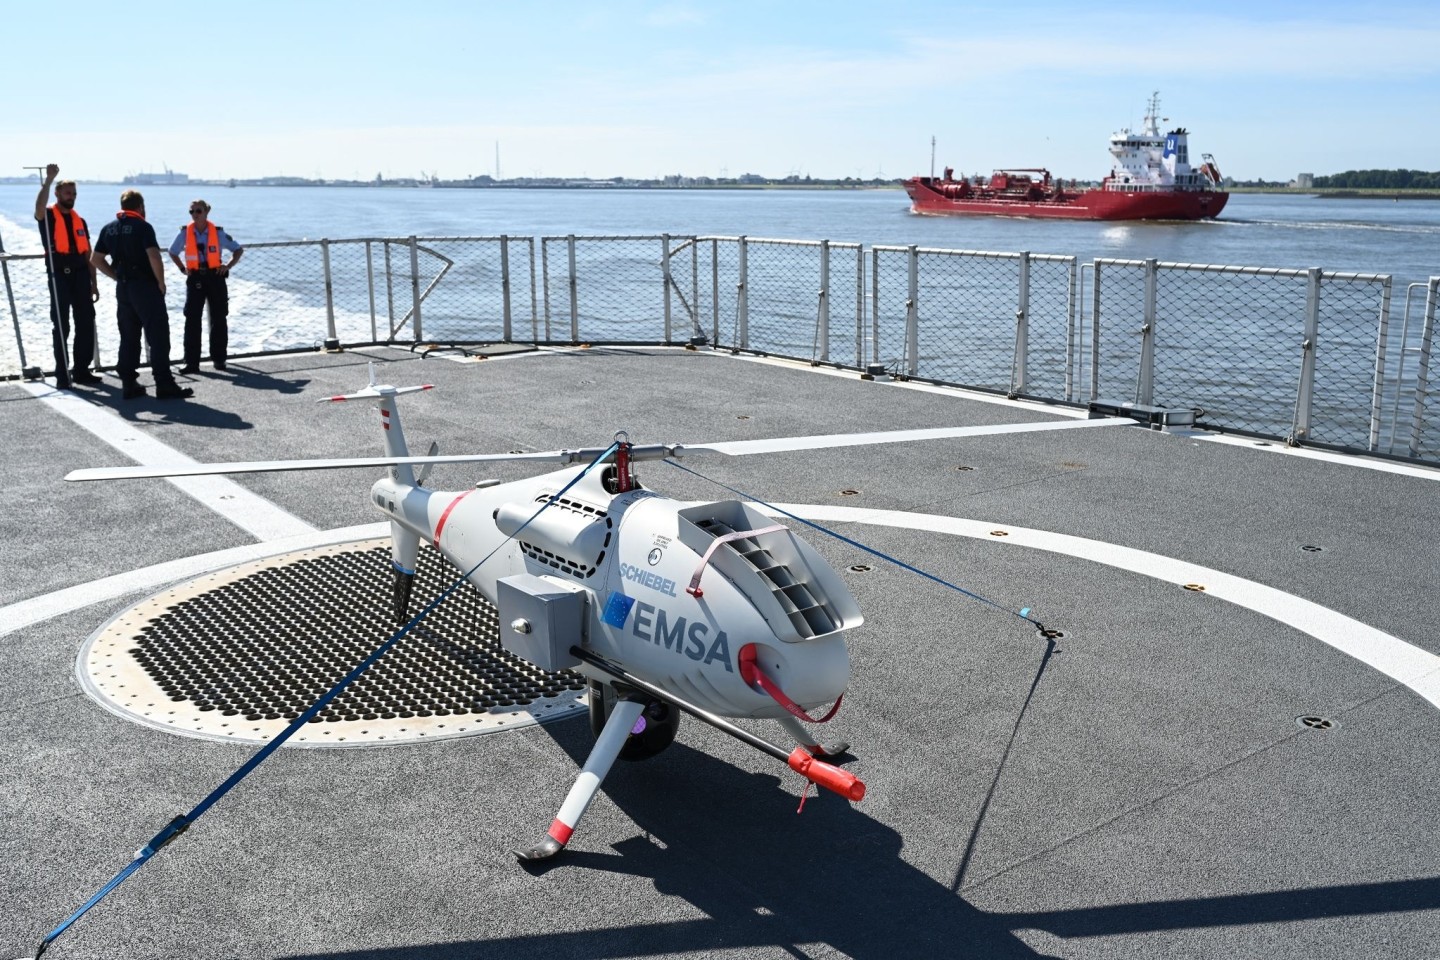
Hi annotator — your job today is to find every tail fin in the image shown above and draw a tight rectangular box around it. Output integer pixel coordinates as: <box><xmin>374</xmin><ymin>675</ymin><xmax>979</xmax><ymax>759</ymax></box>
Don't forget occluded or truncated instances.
<box><xmin>324</xmin><ymin>362</ymin><xmax>435</xmax><ymax>622</ymax></box>
<box><xmin>322</xmin><ymin>362</ymin><xmax>435</xmax><ymax>486</ymax></box>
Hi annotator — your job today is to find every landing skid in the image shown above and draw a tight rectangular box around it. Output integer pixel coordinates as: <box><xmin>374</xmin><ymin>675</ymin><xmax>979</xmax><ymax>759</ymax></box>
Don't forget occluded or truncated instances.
<box><xmin>515</xmin><ymin>697</ymin><xmax>646</xmax><ymax>862</ymax></box>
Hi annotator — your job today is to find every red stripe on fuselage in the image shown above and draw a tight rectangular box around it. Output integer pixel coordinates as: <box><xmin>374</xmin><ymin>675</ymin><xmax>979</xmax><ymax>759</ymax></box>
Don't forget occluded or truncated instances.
<box><xmin>433</xmin><ymin>490</ymin><xmax>474</xmax><ymax>545</ymax></box>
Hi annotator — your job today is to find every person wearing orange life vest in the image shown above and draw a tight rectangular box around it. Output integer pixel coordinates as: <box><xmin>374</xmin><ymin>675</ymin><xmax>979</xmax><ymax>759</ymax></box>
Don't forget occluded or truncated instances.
<box><xmin>33</xmin><ymin>163</ymin><xmax>100</xmax><ymax>389</ymax></box>
<box><xmin>167</xmin><ymin>199</ymin><xmax>243</xmax><ymax>373</ymax></box>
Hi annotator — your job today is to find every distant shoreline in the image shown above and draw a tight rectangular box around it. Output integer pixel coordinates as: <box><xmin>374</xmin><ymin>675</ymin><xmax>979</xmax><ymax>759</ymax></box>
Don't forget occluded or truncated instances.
<box><xmin>1227</xmin><ymin>187</ymin><xmax>1440</xmax><ymax>200</ymax></box>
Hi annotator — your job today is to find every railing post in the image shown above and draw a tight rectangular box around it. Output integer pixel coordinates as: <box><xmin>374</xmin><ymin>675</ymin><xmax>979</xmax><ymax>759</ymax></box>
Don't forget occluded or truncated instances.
<box><xmin>384</xmin><ymin>241</ymin><xmax>396</xmax><ymax>342</ymax></box>
<box><xmin>691</xmin><ymin>238</ymin><xmax>700</xmax><ymax>343</ymax></box>
<box><xmin>737</xmin><ymin>236</ymin><xmax>749</xmax><ymax>351</ymax></box>
<box><xmin>1012</xmin><ymin>251</ymin><xmax>1031</xmax><ymax>397</ymax></box>
<box><xmin>816</xmin><ymin>239</ymin><xmax>830</xmax><ymax>363</ymax></box>
<box><xmin>1091</xmin><ymin>261</ymin><xmax>1102</xmax><ymax>402</ymax></box>
<box><xmin>408</xmin><ymin>236</ymin><xmax>423</xmax><ymax>342</ymax></box>
<box><xmin>710</xmin><ymin>239</ymin><xmax>720</xmax><ymax>345</ymax></box>
<box><xmin>855</xmin><ymin>245</ymin><xmax>864</xmax><ymax>371</ymax></box>
<box><xmin>364</xmin><ymin>240</ymin><xmax>377</xmax><ymax>343</ymax></box>
<box><xmin>1291</xmin><ymin>267</ymin><xmax>1322</xmax><ymax>445</ymax></box>
<box><xmin>905</xmin><ymin>245</ymin><xmax>919</xmax><ymax>377</ymax></box>
<box><xmin>871</xmin><ymin>246</ymin><xmax>882</xmax><ymax>369</ymax></box>
<box><xmin>1067</xmin><ymin>262</ymin><xmax>1082</xmax><ymax>403</ymax></box>
<box><xmin>528</xmin><ymin>237</ymin><xmax>539</xmax><ymax>341</ymax></box>
<box><xmin>1367</xmin><ymin>278</ymin><xmax>1392</xmax><ymax>451</ymax></box>
<box><xmin>321</xmin><ymin>239</ymin><xmax>339</xmax><ymax>350</ymax></box>
<box><xmin>567</xmin><ymin>234</ymin><xmax>579</xmax><ymax>342</ymax></box>
<box><xmin>1407</xmin><ymin>277</ymin><xmax>1438</xmax><ymax>457</ymax></box>
<box><xmin>1135</xmin><ymin>258</ymin><xmax>1157</xmax><ymax>405</ymax></box>
<box><xmin>500</xmin><ymin>234</ymin><xmax>513</xmax><ymax>342</ymax></box>
<box><xmin>0</xmin><ymin>235</ymin><xmax>36</xmax><ymax>376</ymax></box>
<box><xmin>662</xmin><ymin>233</ymin><xmax>673</xmax><ymax>343</ymax></box>
<box><xmin>541</xmin><ymin>238</ymin><xmax>553</xmax><ymax>341</ymax></box>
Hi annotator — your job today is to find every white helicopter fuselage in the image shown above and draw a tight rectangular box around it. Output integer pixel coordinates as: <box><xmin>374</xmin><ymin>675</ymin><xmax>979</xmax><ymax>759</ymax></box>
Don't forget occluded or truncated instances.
<box><xmin>371</xmin><ymin>464</ymin><xmax>859</xmax><ymax>720</ymax></box>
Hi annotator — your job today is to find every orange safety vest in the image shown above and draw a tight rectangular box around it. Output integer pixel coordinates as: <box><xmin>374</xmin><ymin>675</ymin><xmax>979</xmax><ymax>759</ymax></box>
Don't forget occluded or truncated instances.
<box><xmin>48</xmin><ymin>204</ymin><xmax>90</xmax><ymax>256</ymax></box>
<box><xmin>184</xmin><ymin>222</ymin><xmax>223</xmax><ymax>270</ymax></box>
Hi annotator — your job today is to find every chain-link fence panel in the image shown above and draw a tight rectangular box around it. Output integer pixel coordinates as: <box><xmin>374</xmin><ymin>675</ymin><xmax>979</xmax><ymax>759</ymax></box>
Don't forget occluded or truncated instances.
<box><xmin>1088</xmin><ymin>260</ymin><xmax>1150</xmax><ymax>405</ymax></box>
<box><xmin>541</xmin><ymin>236</ymin><xmax>696</xmax><ymax>343</ymax></box>
<box><xmin>1307</xmin><ymin>274</ymin><xmax>1389</xmax><ymax>452</ymax></box>
<box><xmin>0</xmin><ymin>252</ymin><xmax>54</xmax><ymax>378</ymax></box>
<box><xmin>869</xmin><ymin>247</ymin><xmax>915</xmax><ymax>376</ymax></box>
<box><xmin>1405</xmin><ymin>280</ymin><xmax>1439</xmax><ymax>460</ymax></box>
<box><xmin>1152</xmin><ymin>264</ymin><xmax>1311</xmax><ymax>436</ymax></box>
<box><xmin>1387</xmin><ymin>279</ymin><xmax>1440</xmax><ymax>460</ymax></box>
<box><xmin>1016</xmin><ymin>255</ymin><xmax>1076</xmax><ymax>402</ymax></box>
<box><xmin>701</xmin><ymin>238</ymin><xmax>864</xmax><ymax>368</ymax></box>
<box><xmin>871</xmin><ymin>247</ymin><xmax>1029</xmax><ymax>393</ymax></box>
<box><xmin>694</xmin><ymin>237</ymin><xmax>740</xmax><ymax>350</ymax></box>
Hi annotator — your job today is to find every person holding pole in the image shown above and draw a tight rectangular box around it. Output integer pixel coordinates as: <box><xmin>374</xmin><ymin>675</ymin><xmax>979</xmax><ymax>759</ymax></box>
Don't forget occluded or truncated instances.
<box><xmin>33</xmin><ymin>163</ymin><xmax>100</xmax><ymax>388</ymax></box>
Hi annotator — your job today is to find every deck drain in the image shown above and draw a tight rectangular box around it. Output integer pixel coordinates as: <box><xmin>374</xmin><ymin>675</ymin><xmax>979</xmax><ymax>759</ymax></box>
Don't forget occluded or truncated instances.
<box><xmin>1301</xmin><ymin>545</ymin><xmax>1324</xmax><ymax>553</ymax></box>
<box><xmin>839</xmin><ymin>489</ymin><xmax>860</xmax><ymax>497</ymax></box>
<box><xmin>1037</xmin><ymin>628</ymin><xmax>1066</xmax><ymax>640</ymax></box>
<box><xmin>955</xmin><ymin>465</ymin><xmax>973</xmax><ymax>472</ymax></box>
<box><xmin>1183</xmin><ymin>583</ymin><xmax>1206</xmax><ymax>592</ymax></box>
<box><xmin>849</xmin><ymin>564</ymin><xmax>874</xmax><ymax>573</ymax></box>
<box><xmin>78</xmin><ymin>539</ymin><xmax>587</xmax><ymax>748</ymax></box>
<box><xmin>1296</xmin><ymin>715</ymin><xmax>1335</xmax><ymax>730</ymax></box>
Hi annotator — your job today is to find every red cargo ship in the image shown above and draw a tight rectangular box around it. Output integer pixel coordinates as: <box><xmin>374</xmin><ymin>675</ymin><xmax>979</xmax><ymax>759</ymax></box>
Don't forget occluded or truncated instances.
<box><xmin>906</xmin><ymin>93</ymin><xmax>1228</xmax><ymax>221</ymax></box>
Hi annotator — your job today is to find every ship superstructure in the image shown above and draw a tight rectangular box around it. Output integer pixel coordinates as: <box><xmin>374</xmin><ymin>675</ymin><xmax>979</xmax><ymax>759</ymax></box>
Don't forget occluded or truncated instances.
<box><xmin>906</xmin><ymin>92</ymin><xmax>1228</xmax><ymax>220</ymax></box>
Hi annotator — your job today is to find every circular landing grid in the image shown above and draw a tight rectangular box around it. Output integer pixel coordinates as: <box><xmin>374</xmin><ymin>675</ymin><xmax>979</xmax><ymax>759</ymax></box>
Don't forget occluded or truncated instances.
<box><xmin>79</xmin><ymin>539</ymin><xmax>588</xmax><ymax>747</ymax></box>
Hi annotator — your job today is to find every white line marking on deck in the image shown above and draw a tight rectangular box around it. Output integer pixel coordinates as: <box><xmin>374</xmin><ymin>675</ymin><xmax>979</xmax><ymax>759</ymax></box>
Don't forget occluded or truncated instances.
<box><xmin>703</xmin><ymin>416</ymin><xmax>1132</xmax><ymax>456</ymax></box>
<box><xmin>8</xmin><ymin>488</ymin><xmax>1435</xmax><ymax>713</ymax></box>
<box><xmin>764</xmin><ymin>504</ymin><xmax>1440</xmax><ymax>712</ymax></box>
<box><xmin>0</xmin><ymin>523</ymin><xmax>386</xmax><ymax>638</ymax></box>
<box><xmin>23</xmin><ymin>382</ymin><xmax>315</xmax><ymax>541</ymax></box>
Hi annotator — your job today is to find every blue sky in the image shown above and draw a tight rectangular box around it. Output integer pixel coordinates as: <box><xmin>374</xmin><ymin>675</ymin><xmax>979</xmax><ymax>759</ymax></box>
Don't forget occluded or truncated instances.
<box><xmin>4</xmin><ymin>1</ymin><xmax>1436</xmax><ymax>183</ymax></box>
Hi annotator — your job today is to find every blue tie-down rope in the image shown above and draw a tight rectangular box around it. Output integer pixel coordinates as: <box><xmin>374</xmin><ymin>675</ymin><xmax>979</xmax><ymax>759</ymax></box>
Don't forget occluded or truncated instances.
<box><xmin>31</xmin><ymin>444</ymin><xmax>618</xmax><ymax>959</ymax></box>
<box><xmin>663</xmin><ymin>458</ymin><xmax>1045</xmax><ymax>631</ymax></box>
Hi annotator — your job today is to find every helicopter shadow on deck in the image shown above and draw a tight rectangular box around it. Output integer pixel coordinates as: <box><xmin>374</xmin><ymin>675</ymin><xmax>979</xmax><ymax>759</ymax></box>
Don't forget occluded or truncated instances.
<box><xmin>278</xmin><ymin>703</ymin><xmax>1059</xmax><ymax>960</ymax></box>
<box><xmin>279</xmin><ymin>715</ymin><xmax>1440</xmax><ymax>960</ymax></box>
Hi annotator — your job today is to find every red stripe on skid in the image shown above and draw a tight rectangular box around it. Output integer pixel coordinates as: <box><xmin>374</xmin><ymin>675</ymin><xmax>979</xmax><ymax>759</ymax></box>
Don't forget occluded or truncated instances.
<box><xmin>547</xmin><ymin>819</ymin><xmax>574</xmax><ymax>846</ymax></box>
<box><xmin>432</xmin><ymin>490</ymin><xmax>474</xmax><ymax>545</ymax></box>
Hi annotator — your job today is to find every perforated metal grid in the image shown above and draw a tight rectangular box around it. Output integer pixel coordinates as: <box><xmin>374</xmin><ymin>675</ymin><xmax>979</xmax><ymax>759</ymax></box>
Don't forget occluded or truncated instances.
<box><xmin>78</xmin><ymin>539</ymin><xmax>588</xmax><ymax>747</ymax></box>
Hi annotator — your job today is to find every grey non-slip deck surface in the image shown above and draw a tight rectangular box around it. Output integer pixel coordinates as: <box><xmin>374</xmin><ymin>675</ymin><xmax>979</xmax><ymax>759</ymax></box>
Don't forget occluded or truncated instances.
<box><xmin>3</xmin><ymin>347</ymin><xmax>1438</xmax><ymax>959</ymax></box>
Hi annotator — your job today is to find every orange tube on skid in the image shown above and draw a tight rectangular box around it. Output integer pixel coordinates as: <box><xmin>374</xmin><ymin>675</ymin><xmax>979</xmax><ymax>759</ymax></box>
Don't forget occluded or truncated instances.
<box><xmin>787</xmin><ymin>748</ymin><xmax>866</xmax><ymax>801</ymax></box>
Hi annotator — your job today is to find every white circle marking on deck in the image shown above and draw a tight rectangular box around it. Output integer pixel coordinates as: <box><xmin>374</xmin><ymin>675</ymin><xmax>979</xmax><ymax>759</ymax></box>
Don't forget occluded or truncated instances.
<box><xmin>6</xmin><ymin>508</ymin><xmax>1436</xmax><ymax>711</ymax></box>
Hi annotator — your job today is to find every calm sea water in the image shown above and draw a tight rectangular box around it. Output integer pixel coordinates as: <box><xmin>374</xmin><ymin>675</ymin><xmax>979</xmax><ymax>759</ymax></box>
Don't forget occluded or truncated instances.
<box><xmin>3</xmin><ymin>184</ymin><xmax>1437</xmax><ymax>288</ymax></box>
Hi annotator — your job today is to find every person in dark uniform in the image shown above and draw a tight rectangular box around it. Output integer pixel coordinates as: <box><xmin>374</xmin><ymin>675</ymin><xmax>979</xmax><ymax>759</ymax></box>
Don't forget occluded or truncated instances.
<box><xmin>168</xmin><ymin>199</ymin><xmax>243</xmax><ymax>373</ymax></box>
<box><xmin>33</xmin><ymin>163</ymin><xmax>100</xmax><ymax>388</ymax></box>
<box><xmin>90</xmin><ymin>191</ymin><xmax>193</xmax><ymax>400</ymax></box>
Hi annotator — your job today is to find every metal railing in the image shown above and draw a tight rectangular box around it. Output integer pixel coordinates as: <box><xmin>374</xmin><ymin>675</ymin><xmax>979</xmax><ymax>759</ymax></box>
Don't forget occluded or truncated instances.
<box><xmin>3</xmin><ymin>232</ymin><xmax>1436</xmax><ymax>464</ymax></box>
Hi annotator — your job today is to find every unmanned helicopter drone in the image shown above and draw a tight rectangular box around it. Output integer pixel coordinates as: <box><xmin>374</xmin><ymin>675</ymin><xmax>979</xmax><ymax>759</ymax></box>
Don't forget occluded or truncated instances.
<box><xmin>67</xmin><ymin>365</ymin><xmax>1120</xmax><ymax>860</ymax></box>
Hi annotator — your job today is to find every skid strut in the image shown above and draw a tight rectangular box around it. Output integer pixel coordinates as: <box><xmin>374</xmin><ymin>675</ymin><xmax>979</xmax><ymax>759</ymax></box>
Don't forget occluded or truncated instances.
<box><xmin>575</xmin><ymin>650</ymin><xmax>863</xmax><ymax>788</ymax></box>
<box><xmin>516</xmin><ymin>696</ymin><xmax>646</xmax><ymax>862</ymax></box>
<box><xmin>516</xmin><ymin>650</ymin><xmax>864</xmax><ymax>860</ymax></box>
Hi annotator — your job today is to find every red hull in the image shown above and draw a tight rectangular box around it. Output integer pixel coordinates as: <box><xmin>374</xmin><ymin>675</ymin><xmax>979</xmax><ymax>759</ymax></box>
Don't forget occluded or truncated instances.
<box><xmin>905</xmin><ymin>178</ymin><xmax>1228</xmax><ymax>221</ymax></box>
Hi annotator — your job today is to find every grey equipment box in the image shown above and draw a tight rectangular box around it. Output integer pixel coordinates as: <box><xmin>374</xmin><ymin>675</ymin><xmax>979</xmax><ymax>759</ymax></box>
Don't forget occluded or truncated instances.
<box><xmin>495</xmin><ymin>574</ymin><xmax>587</xmax><ymax>672</ymax></box>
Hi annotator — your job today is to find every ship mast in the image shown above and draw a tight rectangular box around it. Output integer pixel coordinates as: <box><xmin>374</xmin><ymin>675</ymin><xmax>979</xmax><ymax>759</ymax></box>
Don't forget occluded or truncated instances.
<box><xmin>930</xmin><ymin>135</ymin><xmax>936</xmax><ymax>179</ymax></box>
<box><xmin>1144</xmin><ymin>91</ymin><xmax>1161</xmax><ymax>137</ymax></box>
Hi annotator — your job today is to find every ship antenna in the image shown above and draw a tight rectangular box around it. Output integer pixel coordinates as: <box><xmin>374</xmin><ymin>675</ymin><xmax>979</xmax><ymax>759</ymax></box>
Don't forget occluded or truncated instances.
<box><xmin>930</xmin><ymin>135</ymin><xmax>936</xmax><ymax>179</ymax></box>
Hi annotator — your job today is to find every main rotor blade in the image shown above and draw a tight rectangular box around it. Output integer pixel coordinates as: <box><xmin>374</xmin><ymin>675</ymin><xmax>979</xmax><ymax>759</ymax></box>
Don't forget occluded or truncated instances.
<box><xmin>690</xmin><ymin>416</ymin><xmax>1133</xmax><ymax>457</ymax></box>
<box><xmin>65</xmin><ymin>449</ymin><xmax>602</xmax><ymax>482</ymax></box>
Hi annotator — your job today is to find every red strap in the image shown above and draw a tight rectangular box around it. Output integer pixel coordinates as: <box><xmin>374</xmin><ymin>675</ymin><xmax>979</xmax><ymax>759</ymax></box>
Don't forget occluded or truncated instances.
<box><xmin>686</xmin><ymin>524</ymin><xmax>788</xmax><ymax>598</ymax></box>
<box><xmin>738</xmin><ymin>643</ymin><xmax>843</xmax><ymax>724</ymax></box>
